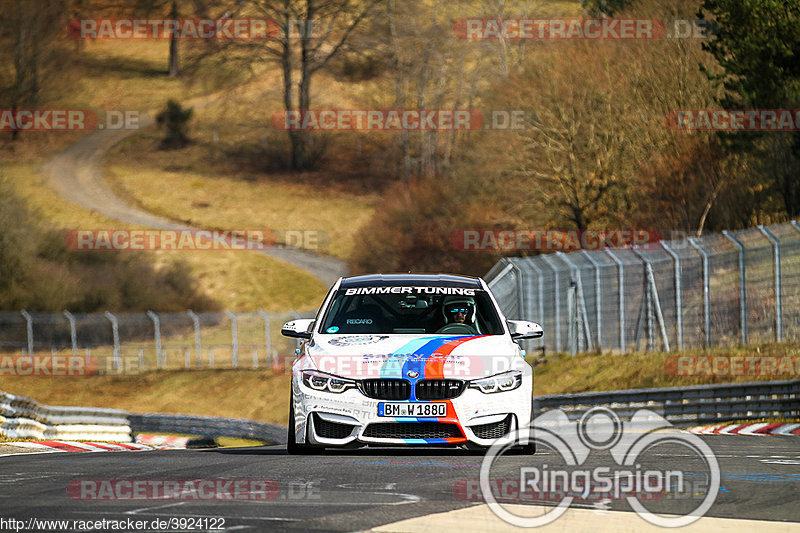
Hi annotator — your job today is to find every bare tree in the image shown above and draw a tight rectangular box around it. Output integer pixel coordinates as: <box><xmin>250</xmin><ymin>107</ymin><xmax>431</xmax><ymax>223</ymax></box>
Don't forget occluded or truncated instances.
<box><xmin>0</xmin><ymin>0</ymin><xmax>68</xmax><ymax>139</ymax></box>
<box><xmin>224</xmin><ymin>0</ymin><xmax>382</xmax><ymax>171</ymax></box>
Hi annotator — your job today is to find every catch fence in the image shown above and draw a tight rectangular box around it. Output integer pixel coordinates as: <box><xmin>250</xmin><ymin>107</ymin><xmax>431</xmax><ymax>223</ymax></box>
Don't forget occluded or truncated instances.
<box><xmin>486</xmin><ymin>221</ymin><xmax>800</xmax><ymax>354</ymax></box>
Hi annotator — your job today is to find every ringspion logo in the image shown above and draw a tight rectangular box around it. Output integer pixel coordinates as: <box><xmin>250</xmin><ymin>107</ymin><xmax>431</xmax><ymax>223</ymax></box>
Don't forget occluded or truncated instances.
<box><xmin>480</xmin><ymin>408</ymin><xmax>720</xmax><ymax>527</ymax></box>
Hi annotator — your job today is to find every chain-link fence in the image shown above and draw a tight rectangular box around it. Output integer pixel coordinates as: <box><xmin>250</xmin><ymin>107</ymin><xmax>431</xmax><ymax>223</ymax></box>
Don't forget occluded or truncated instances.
<box><xmin>486</xmin><ymin>221</ymin><xmax>800</xmax><ymax>355</ymax></box>
<box><xmin>0</xmin><ymin>309</ymin><xmax>314</xmax><ymax>375</ymax></box>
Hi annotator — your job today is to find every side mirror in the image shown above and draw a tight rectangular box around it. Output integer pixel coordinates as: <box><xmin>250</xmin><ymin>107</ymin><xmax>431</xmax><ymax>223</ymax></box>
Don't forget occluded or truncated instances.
<box><xmin>281</xmin><ymin>319</ymin><xmax>315</xmax><ymax>339</ymax></box>
<box><xmin>507</xmin><ymin>320</ymin><xmax>543</xmax><ymax>340</ymax></box>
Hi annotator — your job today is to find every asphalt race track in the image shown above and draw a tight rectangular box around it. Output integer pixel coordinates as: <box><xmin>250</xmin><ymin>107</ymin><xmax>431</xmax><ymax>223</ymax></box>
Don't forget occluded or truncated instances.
<box><xmin>1</xmin><ymin>435</ymin><xmax>799</xmax><ymax>532</ymax></box>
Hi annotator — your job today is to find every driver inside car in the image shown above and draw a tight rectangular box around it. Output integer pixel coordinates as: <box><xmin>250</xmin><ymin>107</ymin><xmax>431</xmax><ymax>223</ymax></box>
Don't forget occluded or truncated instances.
<box><xmin>436</xmin><ymin>295</ymin><xmax>479</xmax><ymax>334</ymax></box>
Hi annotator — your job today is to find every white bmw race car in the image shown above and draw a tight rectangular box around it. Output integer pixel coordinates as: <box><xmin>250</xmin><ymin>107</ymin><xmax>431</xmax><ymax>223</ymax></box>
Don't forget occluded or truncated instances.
<box><xmin>281</xmin><ymin>274</ymin><xmax>543</xmax><ymax>453</ymax></box>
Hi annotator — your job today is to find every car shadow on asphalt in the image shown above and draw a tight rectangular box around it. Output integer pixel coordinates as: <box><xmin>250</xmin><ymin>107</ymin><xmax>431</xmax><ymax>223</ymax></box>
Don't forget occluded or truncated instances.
<box><xmin>207</xmin><ymin>445</ymin><xmax>486</xmax><ymax>456</ymax></box>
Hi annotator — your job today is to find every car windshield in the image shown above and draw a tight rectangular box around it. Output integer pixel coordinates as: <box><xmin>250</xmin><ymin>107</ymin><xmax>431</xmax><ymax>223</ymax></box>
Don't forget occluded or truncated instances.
<box><xmin>319</xmin><ymin>285</ymin><xmax>504</xmax><ymax>335</ymax></box>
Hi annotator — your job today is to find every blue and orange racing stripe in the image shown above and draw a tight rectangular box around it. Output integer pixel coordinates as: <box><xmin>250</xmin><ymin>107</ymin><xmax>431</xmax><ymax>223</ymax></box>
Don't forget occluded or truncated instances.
<box><xmin>379</xmin><ymin>335</ymin><xmax>485</xmax><ymax>444</ymax></box>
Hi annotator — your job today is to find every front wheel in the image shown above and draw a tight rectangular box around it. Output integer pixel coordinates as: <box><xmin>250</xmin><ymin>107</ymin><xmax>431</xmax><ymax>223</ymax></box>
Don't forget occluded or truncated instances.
<box><xmin>287</xmin><ymin>399</ymin><xmax>317</xmax><ymax>455</ymax></box>
<box><xmin>512</xmin><ymin>442</ymin><xmax>536</xmax><ymax>455</ymax></box>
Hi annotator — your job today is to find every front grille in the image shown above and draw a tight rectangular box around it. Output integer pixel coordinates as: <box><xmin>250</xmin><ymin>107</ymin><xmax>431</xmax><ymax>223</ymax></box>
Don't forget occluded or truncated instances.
<box><xmin>313</xmin><ymin>414</ymin><xmax>355</xmax><ymax>439</ymax></box>
<box><xmin>363</xmin><ymin>422</ymin><xmax>463</xmax><ymax>440</ymax></box>
<box><xmin>359</xmin><ymin>379</ymin><xmax>411</xmax><ymax>400</ymax></box>
<box><xmin>470</xmin><ymin>415</ymin><xmax>512</xmax><ymax>440</ymax></box>
<box><xmin>416</xmin><ymin>379</ymin><xmax>466</xmax><ymax>400</ymax></box>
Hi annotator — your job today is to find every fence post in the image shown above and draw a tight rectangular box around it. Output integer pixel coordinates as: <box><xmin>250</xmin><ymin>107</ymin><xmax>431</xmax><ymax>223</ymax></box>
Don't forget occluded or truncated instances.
<box><xmin>63</xmin><ymin>311</ymin><xmax>78</xmax><ymax>363</ymax></box>
<box><xmin>633</xmin><ymin>249</ymin><xmax>670</xmax><ymax>352</ymax></box>
<box><xmin>104</xmin><ymin>311</ymin><xmax>120</xmax><ymax>372</ymax></box>
<box><xmin>146</xmin><ymin>311</ymin><xmax>162</xmax><ymax>368</ymax></box>
<box><xmin>525</xmin><ymin>258</ymin><xmax>546</xmax><ymax>350</ymax></box>
<box><xmin>20</xmin><ymin>310</ymin><xmax>33</xmax><ymax>360</ymax></box>
<box><xmin>187</xmin><ymin>311</ymin><xmax>202</xmax><ymax>368</ymax></box>
<box><xmin>604</xmin><ymin>250</ymin><xmax>626</xmax><ymax>352</ymax></box>
<box><xmin>758</xmin><ymin>225</ymin><xmax>782</xmax><ymax>342</ymax></box>
<box><xmin>540</xmin><ymin>255</ymin><xmax>562</xmax><ymax>352</ymax></box>
<box><xmin>722</xmin><ymin>231</ymin><xmax>747</xmax><ymax>345</ymax></box>
<box><xmin>226</xmin><ymin>310</ymin><xmax>239</xmax><ymax>368</ymax></box>
<box><xmin>579</xmin><ymin>251</ymin><xmax>603</xmax><ymax>352</ymax></box>
<box><xmin>688</xmin><ymin>238</ymin><xmax>711</xmax><ymax>348</ymax></box>
<box><xmin>257</xmin><ymin>309</ymin><xmax>272</xmax><ymax>366</ymax></box>
<box><xmin>660</xmin><ymin>241</ymin><xmax>683</xmax><ymax>350</ymax></box>
<box><xmin>557</xmin><ymin>252</ymin><xmax>592</xmax><ymax>354</ymax></box>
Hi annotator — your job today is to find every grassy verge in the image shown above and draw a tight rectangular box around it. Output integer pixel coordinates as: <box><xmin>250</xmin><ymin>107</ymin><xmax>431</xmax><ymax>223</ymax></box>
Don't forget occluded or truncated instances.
<box><xmin>4</xmin><ymin>162</ymin><xmax>325</xmax><ymax>310</ymax></box>
<box><xmin>1</xmin><ymin>370</ymin><xmax>291</xmax><ymax>426</ymax></box>
<box><xmin>2</xmin><ymin>38</ymin><xmax>328</xmax><ymax>312</ymax></box>
<box><xmin>103</xmin><ymin>88</ymin><xmax>379</xmax><ymax>261</ymax></box>
<box><xmin>4</xmin><ymin>341</ymin><xmax>798</xmax><ymax>427</ymax></box>
<box><xmin>531</xmin><ymin>341</ymin><xmax>800</xmax><ymax>395</ymax></box>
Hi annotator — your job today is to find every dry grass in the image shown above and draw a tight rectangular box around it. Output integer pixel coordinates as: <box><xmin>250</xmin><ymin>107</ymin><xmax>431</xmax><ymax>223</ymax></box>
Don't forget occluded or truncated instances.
<box><xmin>3</xmin><ymin>163</ymin><xmax>326</xmax><ymax>310</ymax></box>
<box><xmin>531</xmin><ymin>341</ymin><xmax>800</xmax><ymax>395</ymax></box>
<box><xmin>103</xmin><ymin>89</ymin><xmax>380</xmax><ymax>260</ymax></box>
<box><xmin>5</xmin><ymin>341</ymin><xmax>799</xmax><ymax>429</ymax></box>
<box><xmin>0</xmin><ymin>369</ymin><xmax>291</xmax><ymax>426</ymax></box>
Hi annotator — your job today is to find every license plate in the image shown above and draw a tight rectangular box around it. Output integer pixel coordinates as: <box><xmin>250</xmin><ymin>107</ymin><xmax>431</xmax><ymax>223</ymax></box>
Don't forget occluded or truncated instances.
<box><xmin>378</xmin><ymin>402</ymin><xmax>447</xmax><ymax>417</ymax></box>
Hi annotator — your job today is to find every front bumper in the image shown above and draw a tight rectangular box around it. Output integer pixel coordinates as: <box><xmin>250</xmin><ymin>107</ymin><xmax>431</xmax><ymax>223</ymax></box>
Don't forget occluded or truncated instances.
<box><xmin>291</xmin><ymin>379</ymin><xmax>532</xmax><ymax>447</ymax></box>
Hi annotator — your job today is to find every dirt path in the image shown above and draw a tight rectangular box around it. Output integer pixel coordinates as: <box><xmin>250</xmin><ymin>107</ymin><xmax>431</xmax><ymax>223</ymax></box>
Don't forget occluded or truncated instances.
<box><xmin>42</xmin><ymin>98</ymin><xmax>348</xmax><ymax>287</ymax></box>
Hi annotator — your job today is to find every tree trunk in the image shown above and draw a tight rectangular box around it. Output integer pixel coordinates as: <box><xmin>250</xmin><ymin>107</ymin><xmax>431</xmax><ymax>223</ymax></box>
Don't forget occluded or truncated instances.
<box><xmin>168</xmin><ymin>0</ymin><xmax>180</xmax><ymax>77</ymax></box>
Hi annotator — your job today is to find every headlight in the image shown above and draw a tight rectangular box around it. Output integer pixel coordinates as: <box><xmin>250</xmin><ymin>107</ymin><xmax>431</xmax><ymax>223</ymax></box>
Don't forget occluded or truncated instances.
<box><xmin>468</xmin><ymin>371</ymin><xmax>522</xmax><ymax>394</ymax></box>
<box><xmin>301</xmin><ymin>370</ymin><xmax>356</xmax><ymax>393</ymax></box>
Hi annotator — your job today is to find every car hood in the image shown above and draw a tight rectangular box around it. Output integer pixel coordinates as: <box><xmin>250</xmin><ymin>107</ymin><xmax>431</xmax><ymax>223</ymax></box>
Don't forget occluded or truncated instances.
<box><xmin>303</xmin><ymin>334</ymin><xmax>525</xmax><ymax>380</ymax></box>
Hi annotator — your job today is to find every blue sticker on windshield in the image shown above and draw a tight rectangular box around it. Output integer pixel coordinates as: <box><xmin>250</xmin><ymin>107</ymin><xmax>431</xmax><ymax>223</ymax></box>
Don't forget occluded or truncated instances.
<box><xmin>326</xmin><ymin>326</ymin><xmax>340</xmax><ymax>333</ymax></box>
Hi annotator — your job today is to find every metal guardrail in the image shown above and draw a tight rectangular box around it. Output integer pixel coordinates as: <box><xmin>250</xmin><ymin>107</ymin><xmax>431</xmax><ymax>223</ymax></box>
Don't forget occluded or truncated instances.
<box><xmin>0</xmin><ymin>391</ymin><xmax>132</xmax><ymax>441</ymax></box>
<box><xmin>0</xmin><ymin>390</ymin><xmax>286</xmax><ymax>445</ymax></box>
<box><xmin>534</xmin><ymin>378</ymin><xmax>800</xmax><ymax>425</ymax></box>
<box><xmin>128</xmin><ymin>414</ymin><xmax>285</xmax><ymax>445</ymax></box>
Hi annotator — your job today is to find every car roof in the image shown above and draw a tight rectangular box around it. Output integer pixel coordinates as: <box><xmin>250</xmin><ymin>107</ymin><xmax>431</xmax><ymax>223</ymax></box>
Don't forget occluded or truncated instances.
<box><xmin>339</xmin><ymin>273</ymin><xmax>483</xmax><ymax>289</ymax></box>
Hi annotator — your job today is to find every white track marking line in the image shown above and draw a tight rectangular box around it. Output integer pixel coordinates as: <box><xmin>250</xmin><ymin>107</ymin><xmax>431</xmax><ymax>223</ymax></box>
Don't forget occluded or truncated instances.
<box><xmin>123</xmin><ymin>502</ymin><xmax>188</xmax><ymax>515</ymax></box>
<box><xmin>370</xmin><ymin>503</ymin><xmax>800</xmax><ymax>532</ymax></box>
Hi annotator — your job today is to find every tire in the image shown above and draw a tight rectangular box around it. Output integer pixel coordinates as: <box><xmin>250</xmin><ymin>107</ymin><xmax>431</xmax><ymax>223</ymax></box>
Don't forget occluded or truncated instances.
<box><xmin>286</xmin><ymin>398</ymin><xmax>317</xmax><ymax>455</ymax></box>
<box><xmin>517</xmin><ymin>442</ymin><xmax>536</xmax><ymax>454</ymax></box>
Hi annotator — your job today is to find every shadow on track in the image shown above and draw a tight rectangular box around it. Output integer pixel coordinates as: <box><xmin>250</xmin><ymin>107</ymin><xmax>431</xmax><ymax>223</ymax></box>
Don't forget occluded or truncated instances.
<box><xmin>207</xmin><ymin>445</ymin><xmax>486</xmax><ymax>457</ymax></box>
